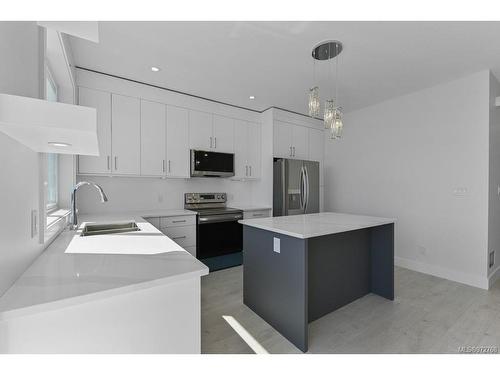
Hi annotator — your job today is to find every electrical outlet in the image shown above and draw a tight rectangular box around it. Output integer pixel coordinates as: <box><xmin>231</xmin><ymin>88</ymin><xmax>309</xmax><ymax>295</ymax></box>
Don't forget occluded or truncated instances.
<box><xmin>31</xmin><ymin>209</ymin><xmax>38</xmax><ymax>238</ymax></box>
<box><xmin>273</xmin><ymin>237</ymin><xmax>280</xmax><ymax>253</ymax></box>
<box><xmin>489</xmin><ymin>251</ymin><xmax>495</xmax><ymax>268</ymax></box>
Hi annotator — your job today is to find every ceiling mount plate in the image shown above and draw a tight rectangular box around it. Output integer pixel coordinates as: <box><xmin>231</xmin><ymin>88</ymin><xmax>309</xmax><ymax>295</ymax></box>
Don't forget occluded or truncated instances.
<box><xmin>312</xmin><ymin>40</ymin><xmax>343</xmax><ymax>61</ymax></box>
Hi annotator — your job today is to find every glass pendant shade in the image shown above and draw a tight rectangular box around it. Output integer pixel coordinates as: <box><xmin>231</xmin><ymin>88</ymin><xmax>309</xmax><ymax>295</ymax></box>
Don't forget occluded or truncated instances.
<box><xmin>308</xmin><ymin>86</ymin><xmax>320</xmax><ymax>117</ymax></box>
<box><xmin>330</xmin><ymin>108</ymin><xmax>343</xmax><ymax>139</ymax></box>
<box><xmin>323</xmin><ymin>99</ymin><xmax>335</xmax><ymax>129</ymax></box>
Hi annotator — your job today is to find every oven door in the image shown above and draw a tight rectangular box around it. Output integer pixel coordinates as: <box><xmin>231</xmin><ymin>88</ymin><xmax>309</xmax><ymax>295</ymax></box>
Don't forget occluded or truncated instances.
<box><xmin>190</xmin><ymin>150</ymin><xmax>234</xmax><ymax>177</ymax></box>
<box><xmin>197</xmin><ymin>213</ymin><xmax>243</xmax><ymax>259</ymax></box>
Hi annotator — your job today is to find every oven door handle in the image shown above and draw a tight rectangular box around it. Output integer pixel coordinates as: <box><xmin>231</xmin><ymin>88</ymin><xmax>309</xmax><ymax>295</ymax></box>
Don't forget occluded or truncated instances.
<box><xmin>198</xmin><ymin>214</ymin><xmax>243</xmax><ymax>224</ymax></box>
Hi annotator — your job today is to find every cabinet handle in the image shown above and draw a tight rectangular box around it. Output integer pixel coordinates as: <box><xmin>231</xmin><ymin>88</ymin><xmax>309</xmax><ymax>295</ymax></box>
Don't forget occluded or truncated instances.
<box><xmin>293</xmin><ymin>147</ymin><xmax>296</xmax><ymax>157</ymax></box>
<box><xmin>214</xmin><ymin>137</ymin><xmax>217</xmax><ymax>148</ymax></box>
<box><xmin>114</xmin><ymin>156</ymin><xmax>118</xmax><ymax>170</ymax></box>
<box><xmin>249</xmin><ymin>165</ymin><xmax>252</xmax><ymax>176</ymax></box>
<box><xmin>168</xmin><ymin>160</ymin><xmax>171</xmax><ymax>173</ymax></box>
<box><xmin>162</xmin><ymin>160</ymin><xmax>165</xmax><ymax>173</ymax></box>
<box><xmin>245</xmin><ymin>165</ymin><xmax>248</xmax><ymax>176</ymax></box>
<box><xmin>290</xmin><ymin>146</ymin><xmax>292</xmax><ymax>157</ymax></box>
<box><xmin>172</xmin><ymin>236</ymin><xmax>187</xmax><ymax>240</ymax></box>
<box><xmin>107</xmin><ymin>156</ymin><xmax>110</xmax><ymax>170</ymax></box>
<box><xmin>253</xmin><ymin>213</ymin><xmax>264</xmax><ymax>217</ymax></box>
<box><xmin>210</xmin><ymin>136</ymin><xmax>213</xmax><ymax>148</ymax></box>
<box><xmin>172</xmin><ymin>220</ymin><xmax>186</xmax><ymax>223</ymax></box>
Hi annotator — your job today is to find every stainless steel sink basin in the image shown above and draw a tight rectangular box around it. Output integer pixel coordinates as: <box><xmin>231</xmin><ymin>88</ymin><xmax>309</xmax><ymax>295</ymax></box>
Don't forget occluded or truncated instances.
<box><xmin>80</xmin><ymin>222</ymin><xmax>141</xmax><ymax>237</ymax></box>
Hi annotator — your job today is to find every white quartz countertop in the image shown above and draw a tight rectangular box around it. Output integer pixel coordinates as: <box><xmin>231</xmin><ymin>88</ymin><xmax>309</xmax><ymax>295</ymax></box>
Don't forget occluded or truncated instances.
<box><xmin>0</xmin><ymin>210</ymin><xmax>208</xmax><ymax>321</ymax></box>
<box><xmin>239</xmin><ymin>212</ymin><xmax>395</xmax><ymax>239</ymax></box>
<box><xmin>230</xmin><ymin>205</ymin><xmax>272</xmax><ymax>211</ymax></box>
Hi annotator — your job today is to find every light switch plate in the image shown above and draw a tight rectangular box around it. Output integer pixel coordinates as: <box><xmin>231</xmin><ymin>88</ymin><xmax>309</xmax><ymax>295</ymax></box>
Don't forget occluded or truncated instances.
<box><xmin>31</xmin><ymin>209</ymin><xmax>38</xmax><ymax>238</ymax></box>
<box><xmin>273</xmin><ymin>237</ymin><xmax>280</xmax><ymax>253</ymax></box>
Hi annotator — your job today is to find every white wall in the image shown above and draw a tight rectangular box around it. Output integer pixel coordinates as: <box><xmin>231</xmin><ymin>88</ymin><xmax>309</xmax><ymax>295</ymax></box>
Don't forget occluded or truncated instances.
<box><xmin>0</xmin><ymin>22</ymin><xmax>44</xmax><ymax>296</ymax></box>
<box><xmin>324</xmin><ymin>70</ymin><xmax>491</xmax><ymax>289</ymax></box>
<box><xmin>488</xmin><ymin>72</ymin><xmax>500</xmax><ymax>284</ymax></box>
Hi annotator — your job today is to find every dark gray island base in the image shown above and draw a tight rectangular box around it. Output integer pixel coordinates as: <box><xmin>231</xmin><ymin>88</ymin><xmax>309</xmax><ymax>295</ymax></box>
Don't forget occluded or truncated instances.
<box><xmin>242</xmin><ymin>220</ymin><xmax>394</xmax><ymax>352</ymax></box>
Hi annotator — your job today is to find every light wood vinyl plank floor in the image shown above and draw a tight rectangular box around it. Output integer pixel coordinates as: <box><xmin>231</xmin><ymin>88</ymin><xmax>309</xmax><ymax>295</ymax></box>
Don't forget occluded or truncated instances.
<box><xmin>201</xmin><ymin>266</ymin><xmax>500</xmax><ymax>354</ymax></box>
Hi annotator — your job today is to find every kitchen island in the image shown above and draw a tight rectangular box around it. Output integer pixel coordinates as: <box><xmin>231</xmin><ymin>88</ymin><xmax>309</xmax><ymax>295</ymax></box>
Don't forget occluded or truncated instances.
<box><xmin>0</xmin><ymin>210</ymin><xmax>208</xmax><ymax>354</ymax></box>
<box><xmin>239</xmin><ymin>212</ymin><xmax>395</xmax><ymax>352</ymax></box>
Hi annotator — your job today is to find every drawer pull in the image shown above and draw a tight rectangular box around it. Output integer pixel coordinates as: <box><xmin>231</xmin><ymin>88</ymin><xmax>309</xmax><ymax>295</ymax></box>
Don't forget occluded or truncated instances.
<box><xmin>253</xmin><ymin>213</ymin><xmax>264</xmax><ymax>217</ymax></box>
<box><xmin>172</xmin><ymin>220</ymin><xmax>187</xmax><ymax>223</ymax></box>
<box><xmin>172</xmin><ymin>236</ymin><xmax>187</xmax><ymax>240</ymax></box>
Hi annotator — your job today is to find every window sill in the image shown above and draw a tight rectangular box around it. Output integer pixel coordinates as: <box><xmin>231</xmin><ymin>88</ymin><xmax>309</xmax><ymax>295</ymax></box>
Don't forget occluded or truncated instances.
<box><xmin>45</xmin><ymin>209</ymin><xmax>70</xmax><ymax>244</ymax></box>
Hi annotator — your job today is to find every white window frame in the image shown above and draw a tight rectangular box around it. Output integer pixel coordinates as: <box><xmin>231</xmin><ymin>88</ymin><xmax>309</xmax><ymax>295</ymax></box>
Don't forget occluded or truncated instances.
<box><xmin>45</xmin><ymin>64</ymin><xmax>59</xmax><ymax>214</ymax></box>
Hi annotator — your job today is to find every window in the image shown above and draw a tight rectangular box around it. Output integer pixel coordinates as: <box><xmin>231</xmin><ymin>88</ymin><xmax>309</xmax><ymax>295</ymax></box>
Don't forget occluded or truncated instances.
<box><xmin>46</xmin><ymin>66</ymin><xmax>59</xmax><ymax>212</ymax></box>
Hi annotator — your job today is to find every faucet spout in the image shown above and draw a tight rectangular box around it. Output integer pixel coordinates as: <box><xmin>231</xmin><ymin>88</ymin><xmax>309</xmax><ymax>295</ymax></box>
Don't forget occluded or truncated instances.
<box><xmin>70</xmin><ymin>181</ymin><xmax>108</xmax><ymax>230</ymax></box>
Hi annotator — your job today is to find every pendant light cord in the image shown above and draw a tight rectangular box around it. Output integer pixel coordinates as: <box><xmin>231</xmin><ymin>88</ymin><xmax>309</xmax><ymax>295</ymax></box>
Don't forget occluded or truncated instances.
<box><xmin>335</xmin><ymin>43</ymin><xmax>339</xmax><ymax>105</ymax></box>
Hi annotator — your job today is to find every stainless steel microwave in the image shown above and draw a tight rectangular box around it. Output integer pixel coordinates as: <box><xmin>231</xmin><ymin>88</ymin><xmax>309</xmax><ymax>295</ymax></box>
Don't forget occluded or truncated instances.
<box><xmin>190</xmin><ymin>150</ymin><xmax>235</xmax><ymax>177</ymax></box>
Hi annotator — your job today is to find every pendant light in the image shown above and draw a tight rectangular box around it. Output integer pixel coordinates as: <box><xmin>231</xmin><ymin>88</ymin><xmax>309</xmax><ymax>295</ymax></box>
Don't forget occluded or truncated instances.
<box><xmin>308</xmin><ymin>40</ymin><xmax>344</xmax><ymax>139</ymax></box>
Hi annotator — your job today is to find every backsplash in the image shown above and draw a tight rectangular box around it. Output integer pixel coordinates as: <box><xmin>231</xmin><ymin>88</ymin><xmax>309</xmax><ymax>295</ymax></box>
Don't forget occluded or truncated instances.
<box><xmin>76</xmin><ymin>176</ymin><xmax>256</xmax><ymax>214</ymax></box>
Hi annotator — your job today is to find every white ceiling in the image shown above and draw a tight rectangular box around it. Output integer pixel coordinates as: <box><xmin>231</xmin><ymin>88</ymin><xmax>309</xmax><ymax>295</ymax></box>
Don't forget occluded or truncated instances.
<box><xmin>69</xmin><ymin>21</ymin><xmax>500</xmax><ymax>114</ymax></box>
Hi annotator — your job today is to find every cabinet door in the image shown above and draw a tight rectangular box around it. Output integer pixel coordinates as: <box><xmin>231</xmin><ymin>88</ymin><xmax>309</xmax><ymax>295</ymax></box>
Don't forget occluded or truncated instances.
<box><xmin>291</xmin><ymin>124</ymin><xmax>308</xmax><ymax>159</ymax></box>
<box><xmin>213</xmin><ymin>114</ymin><xmax>234</xmax><ymax>153</ymax></box>
<box><xmin>166</xmin><ymin>105</ymin><xmax>190</xmax><ymax>178</ymax></box>
<box><xmin>140</xmin><ymin>100</ymin><xmax>166</xmax><ymax>176</ymax></box>
<box><xmin>247</xmin><ymin>122</ymin><xmax>261</xmax><ymax>179</ymax></box>
<box><xmin>111</xmin><ymin>94</ymin><xmax>141</xmax><ymax>175</ymax></box>
<box><xmin>189</xmin><ymin>110</ymin><xmax>213</xmax><ymax>151</ymax></box>
<box><xmin>78</xmin><ymin>87</ymin><xmax>112</xmax><ymax>174</ymax></box>
<box><xmin>273</xmin><ymin>120</ymin><xmax>292</xmax><ymax>158</ymax></box>
<box><xmin>308</xmin><ymin>128</ymin><xmax>324</xmax><ymax>162</ymax></box>
<box><xmin>233</xmin><ymin>119</ymin><xmax>248</xmax><ymax>179</ymax></box>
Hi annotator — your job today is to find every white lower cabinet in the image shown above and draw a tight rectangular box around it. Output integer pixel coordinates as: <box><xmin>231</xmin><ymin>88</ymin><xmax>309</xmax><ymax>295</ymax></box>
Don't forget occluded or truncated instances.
<box><xmin>159</xmin><ymin>214</ymin><xmax>197</xmax><ymax>257</ymax></box>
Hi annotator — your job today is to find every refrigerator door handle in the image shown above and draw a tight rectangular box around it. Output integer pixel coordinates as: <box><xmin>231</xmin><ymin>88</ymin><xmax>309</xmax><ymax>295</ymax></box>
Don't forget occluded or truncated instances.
<box><xmin>282</xmin><ymin>160</ymin><xmax>287</xmax><ymax>215</ymax></box>
<box><xmin>299</xmin><ymin>166</ymin><xmax>306</xmax><ymax>212</ymax></box>
<box><xmin>304</xmin><ymin>165</ymin><xmax>310</xmax><ymax>213</ymax></box>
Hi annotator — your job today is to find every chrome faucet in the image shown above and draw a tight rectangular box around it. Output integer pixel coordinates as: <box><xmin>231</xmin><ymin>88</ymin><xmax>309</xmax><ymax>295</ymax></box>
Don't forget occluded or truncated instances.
<box><xmin>70</xmin><ymin>181</ymin><xmax>108</xmax><ymax>230</ymax></box>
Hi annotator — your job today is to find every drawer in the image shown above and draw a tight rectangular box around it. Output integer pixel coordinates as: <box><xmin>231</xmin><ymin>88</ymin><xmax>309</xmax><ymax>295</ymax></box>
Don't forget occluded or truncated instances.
<box><xmin>184</xmin><ymin>246</ymin><xmax>197</xmax><ymax>257</ymax></box>
<box><xmin>161</xmin><ymin>225</ymin><xmax>196</xmax><ymax>247</ymax></box>
<box><xmin>243</xmin><ymin>209</ymin><xmax>271</xmax><ymax>219</ymax></box>
<box><xmin>160</xmin><ymin>215</ymin><xmax>196</xmax><ymax>228</ymax></box>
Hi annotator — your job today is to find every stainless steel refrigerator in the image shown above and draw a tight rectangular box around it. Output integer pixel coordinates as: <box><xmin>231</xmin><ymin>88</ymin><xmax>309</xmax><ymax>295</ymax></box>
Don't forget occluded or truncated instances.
<box><xmin>273</xmin><ymin>158</ymin><xmax>320</xmax><ymax>216</ymax></box>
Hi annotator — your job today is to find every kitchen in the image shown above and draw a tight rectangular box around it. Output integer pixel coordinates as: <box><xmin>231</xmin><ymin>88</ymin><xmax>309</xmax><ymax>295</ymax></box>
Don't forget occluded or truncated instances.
<box><xmin>1</xmin><ymin>6</ymin><xmax>500</xmax><ymax>373</ymax></box>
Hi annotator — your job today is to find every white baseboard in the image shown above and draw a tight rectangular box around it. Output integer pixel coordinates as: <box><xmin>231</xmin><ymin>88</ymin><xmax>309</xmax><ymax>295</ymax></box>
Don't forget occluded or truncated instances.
<box><xmin>395</xmin><ymin>256</ymin><xmax>489</xmax><ymax>290</ymax></box>
<box><xmin>488</xmin><ymin>265</ymin><xmax>500</xmax><ymax>288</ymax></box>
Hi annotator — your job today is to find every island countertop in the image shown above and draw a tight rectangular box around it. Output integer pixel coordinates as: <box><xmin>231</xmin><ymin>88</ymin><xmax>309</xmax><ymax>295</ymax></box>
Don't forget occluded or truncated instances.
<box><xmin>239</xmin><ymin>212</ymin><xmax>395</xmax><ymax>239</ymax></box>
<box><xmin>0</xmin><ymin>210</ymin><xmax>208</xmax><ymax>321</ymax></box>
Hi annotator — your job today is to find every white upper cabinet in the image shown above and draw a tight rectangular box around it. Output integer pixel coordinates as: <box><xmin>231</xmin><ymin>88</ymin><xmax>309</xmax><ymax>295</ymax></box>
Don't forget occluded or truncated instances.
<box><xmin>273</xmin><ymin>120</ymin><xmax>293</xmax><ymax>158</ymax></box>
<box><xmin>78</xmin><ymin>87</ymin><xmax>112</xmax><ymax>174</ymax></box>
<box><xmin>189</xmin><ymin>110</ymin><xmax>213</xmax><ymax>151</ymax></box>
<box><xmin>189</xmin><ymin>111</ymin><xmax>235</xmax><ymax>153</ymax></box>
<box><xmin>308</xmin><ymin>128</ymin><xmax>324</xmax><ymax>162</ymax></box>
<box><xmin>233</xmin><ymin>119</ymin><xmax>261</xmax><ymax>179</ymax></box>
<box><xmin>233</xmin><ymin>119</ymin><xmax>247</xmax><ymax>179</ymax></box>
<box><xmin>246</xmin><ymin>122</ymin><xmax>261</xmax><ymax>179</ymax></box>
<box><xmin>140</xmin><ymin>100</ymin><xmax>166</xmax><ymax>176</ymax></box>
<box><xmin>273</xmin><ymin>120</ymin><xmax>309</xmax><ymax>159</ymax></box>
<box><xmin>291</xmin><ymin>124</ymin><xmax>308</xmax><ymax>159</ymax></box>
<box><xmin>213</xmin><ymin>115</ymin><xmax>234</xmax><ymax>153</ymax></box>
<box><xmin>166</xmin><ymin>105</ymin><xmax>190</xmax><ymax>178</ymax></box>
<box><xmin>111</xmin><ymin>94</ymin><xmax>141</xmax><ymax>175</ymax></box>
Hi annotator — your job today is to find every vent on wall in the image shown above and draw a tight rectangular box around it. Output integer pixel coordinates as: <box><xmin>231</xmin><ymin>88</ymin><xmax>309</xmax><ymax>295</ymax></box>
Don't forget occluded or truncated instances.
<box><xmin>489</xmin><ymin>250</ymin><xmax>495</xmax><ymax>269</ymax></box>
